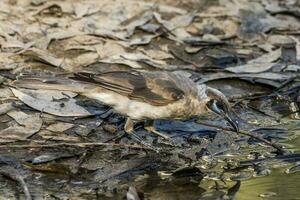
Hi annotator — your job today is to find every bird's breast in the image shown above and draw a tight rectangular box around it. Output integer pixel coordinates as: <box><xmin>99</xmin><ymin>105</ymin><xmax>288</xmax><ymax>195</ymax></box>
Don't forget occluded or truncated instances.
<box><xmin>84</xmin><ymin>91</ymin><xmax>203</xmax><ymax>120</ymax></box>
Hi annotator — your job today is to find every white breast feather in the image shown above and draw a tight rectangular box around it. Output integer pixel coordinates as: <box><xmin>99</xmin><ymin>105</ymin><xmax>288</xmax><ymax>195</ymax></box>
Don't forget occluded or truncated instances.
<box><xmin>86</xmin><ymin>92</ymin><xmax>172</xmax><ymax>120</ymax></box>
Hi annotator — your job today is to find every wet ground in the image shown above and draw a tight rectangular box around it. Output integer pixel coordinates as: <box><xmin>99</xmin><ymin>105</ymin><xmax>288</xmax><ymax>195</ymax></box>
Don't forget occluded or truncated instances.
<box><xmin>0</xmin><ymin>0</ymin><xmax>300</xmax><ymax>199</ymax></box>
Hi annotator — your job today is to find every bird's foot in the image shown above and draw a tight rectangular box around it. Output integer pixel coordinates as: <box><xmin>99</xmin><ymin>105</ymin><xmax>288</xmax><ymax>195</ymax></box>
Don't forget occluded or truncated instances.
<box><xmin>144</xmin><ymin>125</ymin><xmax>176</xmax><ymax>147</ymax></box>
<box><xmin>106</xmin><ymin>131</ymin><xmax>160</xmax><ymax>152</ymax></box>
<box><xmin>106</xmin><ymin>131</ymin><xmax>127</xmax><ymax>143</ymax></box>
<box><xmin>144</xmin><ymin>125</ymin><xmax>170</xmax><ymax>140</ymax></box>
<box><xmin>124</xmin><ymin>118</ymin><xmax>160</xmax><ymax>152</ymax></box>
<box><xmin>129</xmin><ymin>131</ymin><xmax>161</xmax><ymax>152</ymax></box>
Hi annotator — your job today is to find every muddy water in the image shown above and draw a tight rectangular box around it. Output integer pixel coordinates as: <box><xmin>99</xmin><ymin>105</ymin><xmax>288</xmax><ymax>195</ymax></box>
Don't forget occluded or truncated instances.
<box><xmin>137</xmin><ymin>119</ymin><xmax>300</xmax><ymax>200</ymax></box>
<box><xmin>236</xmin><ymin>169</ymin><xmax>300</xmax><ymax>200</ymax></box>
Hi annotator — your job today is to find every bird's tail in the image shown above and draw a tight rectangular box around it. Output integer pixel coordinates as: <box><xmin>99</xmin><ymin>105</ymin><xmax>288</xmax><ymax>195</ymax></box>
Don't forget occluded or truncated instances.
<box><xmin>11</xmin><ymin>75</ymin><xmax>96</xmax><ymax>93</ymax></box>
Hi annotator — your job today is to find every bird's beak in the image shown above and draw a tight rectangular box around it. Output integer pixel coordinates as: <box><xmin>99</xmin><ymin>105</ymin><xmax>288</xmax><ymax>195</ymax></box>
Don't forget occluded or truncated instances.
<box><xmin>208</xmin><ymin>100</ymin><xmax>239</xmax><ymax>132</ymax></box>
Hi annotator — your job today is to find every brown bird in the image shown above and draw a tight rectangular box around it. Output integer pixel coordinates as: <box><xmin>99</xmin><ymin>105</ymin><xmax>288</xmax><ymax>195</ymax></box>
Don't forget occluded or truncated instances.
<box><xmin>12</xmin><ymin>71</ymin><xmax>238</xmax><ymax>148</ymax></box>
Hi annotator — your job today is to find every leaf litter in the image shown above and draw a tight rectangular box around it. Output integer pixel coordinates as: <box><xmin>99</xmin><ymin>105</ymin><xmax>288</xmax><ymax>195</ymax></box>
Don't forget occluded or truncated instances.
<box><xmin>0</xmin><ymin>0</ymin><xmax>299</xmax><ymax>199</ymax></box>
<box><xmin>10</xmin><ymin>88</ymin><xmax>92</xmax><ymax>117</ymax></box>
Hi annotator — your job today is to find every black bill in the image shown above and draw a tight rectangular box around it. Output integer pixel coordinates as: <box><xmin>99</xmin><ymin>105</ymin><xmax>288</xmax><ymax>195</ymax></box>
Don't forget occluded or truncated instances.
<box><xmin>207</xmin><ymin>100</ymin><xmax>239</xmax><ymax>132</ymax></box>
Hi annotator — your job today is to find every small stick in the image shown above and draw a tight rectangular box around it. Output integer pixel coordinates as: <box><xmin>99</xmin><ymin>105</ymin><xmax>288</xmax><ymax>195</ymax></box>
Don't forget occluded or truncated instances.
<box><xmin>0</xmin><ymin>142</ymin><xmax>154</xmax><ymax>151</ymax></box>
<box><xmin>0</xmin><ymin>166</ymin><xmax>32</xmax><ymax>200</ymax></box>
<box><xmin>197</xmin><ymin>121</ymin><xmax>285</xmax><ymax>154</ymax></box>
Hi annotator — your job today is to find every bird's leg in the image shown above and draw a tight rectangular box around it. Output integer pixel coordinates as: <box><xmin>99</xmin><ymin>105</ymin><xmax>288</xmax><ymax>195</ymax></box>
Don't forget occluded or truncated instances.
<box><xmin>124</xmin><ymin>118</ymin><xmax>159</xmax><ymax>151</ymax></box>
<box><xmin>144</xmin><ymin>120</ymin><xmax>170</xmax><ymax>140</ymax></box>
<box><xmin>124</xmin><ymin>117</ymin><xmax>134</xmax><ymax>133</ymax></box>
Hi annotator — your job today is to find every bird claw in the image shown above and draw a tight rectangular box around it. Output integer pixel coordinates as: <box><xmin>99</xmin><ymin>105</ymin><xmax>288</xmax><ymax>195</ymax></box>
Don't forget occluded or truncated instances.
<box><xmin>158</xmin><ymin>138</ymin><xmax>178</xmax><ymax>147</ymax></box>
<box><xmin>129</xmin><ymin>131</ymin><xmax>161</xmax><ymax>152</ymax></box>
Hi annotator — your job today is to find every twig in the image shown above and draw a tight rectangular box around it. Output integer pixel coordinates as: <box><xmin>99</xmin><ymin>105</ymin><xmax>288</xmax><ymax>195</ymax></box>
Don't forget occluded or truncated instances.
<box><xmin>274</xmin><ymin>76</ymin><xmax>297</xmax><ymax>92</ymax></box>
<box><xmin>246</xmin><ymin>104</ymin><xmax>278</xmax><ymax>120</ymax></box>
<box><xmin>0</xmin><ymin>142</ymin><xmax>154</xmax><ymax>151</ymax></box>
<box><xmin>196</xmin><ymin>121</ymin><xmax>285</xmax><ymax>154</ymax></box>
<box><xmin>0</xmin><ymin>166</ymin><xmax>32</xmax><ymax>200</ymax></box>
<box><xmin>228</xmin><ymin>92</ymin><xmax>269</xmax><ymax>101</ymax></box>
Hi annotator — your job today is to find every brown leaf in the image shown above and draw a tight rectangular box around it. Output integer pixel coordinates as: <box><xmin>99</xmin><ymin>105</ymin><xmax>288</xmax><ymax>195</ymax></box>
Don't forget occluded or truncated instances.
<box><xmin>0</xmin><ymin>103</ymin><xmax>13</xmax><ymax>115</ymax></box>
<box><xmin>0</xmin><ymin>111</ymin><xmax>42</xmax><ymax>140</ymax></box>
<box><xmin>46</xmin><ymin>122</ymin><xmax>74</xmax><ymax>132</ymax></box>
<box><xmin>20</xmin><ymin>48</ymin><xmax>64</xmax><ymax>68</ymax></box>
<box><xmin>11</xmin><ymin>88</ymin><xmax>91</xmax><ymax>117</ymax></box>
<box><xmin>198</xmin><ymin>72</ymin><xmax>292</xmax><ymax>83</ymax></box>
<box><xmin>38</xmin><ymin>130</ymin><xmax>80</xmax><ymax>142</ymax></box>
<box><xmin>226</xmin><ymin>49</ymin><xmax>281</xmax><ymax>73</ymax></box>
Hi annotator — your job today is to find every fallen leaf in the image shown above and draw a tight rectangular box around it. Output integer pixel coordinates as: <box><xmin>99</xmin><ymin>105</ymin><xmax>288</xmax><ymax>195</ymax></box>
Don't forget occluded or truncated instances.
<box><xmin>198</xmin><ymin>72</ymin><xmax>292</xmax><ymax>83</ymax></box>
<box><xmin>284</xmin><ymin>65</ymin><xmax>300</xmax><ymax>72</ymax></box>
<box><xmin>184</xmin><ymin>46</ymin><xmax>203</xmax><ymax>54</ymax></box>
<box><xmin>264</xmin><ymin>1</ymin><xmax>300</xmax><ymax>18</ymax></box>
<box><xmin>92</xmin><ymin>29</ymin><xmax>128</xmax><ymax>41</ymax></box>
<box><xmin>120</xmin><ymin>53</ymin><xmax>176</xmax><ymax>70</ymax></box>
<box><xmin>155</xmin><ymin>12</ymin><xmax>195</xmax><ymax>31</ymax></box>
<box><xmin>139</xmin><ymin>23</ymin><xmax>160</xmax><ymax>33</ymax></box>
<box><xmin>267</xmin><ymin>35</ymin><xmax>295</xmax><ymax>47</ymax></box>
<box><xmin>154</xmin><ymin>12</ymin><xmax>195</xmax><ymax>41</ymax></box>
<box><xmin>11</xmin><ymin>88</ymin><xmax>91</xmax><ymax>117</ymax></box>
<box><xmin>64</xmin><ymin>52</ymin><xmax>99</xmax><ymax>69</ymax></box>
<box><xmin>129</xmin><ymin>34</ymin><xmax>158</xmax><ymax>46</ymax></box>
<box><xmin>73</xmin><ymin>3</ymin><xmax>99</xmax><ymax>18</ymax></box>
<box><xmin>0</xmin><ymin>110</ymin><xmax>42</xmax><ymax>140</ymax></box>
<box><xmin>38</xmin><ymin>130</ymin><xmax>80</xmax><ymax>142</ymax></box>
<box><xmin>139</xmin><ymin>49</ymin><xmax>174</xmax><ymax>60</ymax></box>
<box><xmin>22</xmin><ymin>89</ymin><xmax>77</xmax><ymax>100</ymax></box>
<box><xmin>226</xmin><ymin>49</ymin><xmax>281</xmax><ymax>73</ymax></box>
<box><xmin>0</xmin><ymin>88</ymin><xmax>13</xmax><ymax>99</ymax></box>
<box><xmin>226</xmin><ymin>62</ymin><xmax>275</xmax><ymax>73</ymax></box>
<box><xmin>0</xmin><ymin>53</ymin><xmax>20</xmax><ymax>70</ymax></box>
<box><xmin>0</xmin><ymin>103</ymin><xmax>13</xmax><ymax>115</ymax></box>
<box><xmin>33</xmin><ymin>30</ymin><xmax>81</xmax><ymax>50</ymax></box>
<box><xmin>99</xmin><ymin>55</ymin><xmax>143</xmax><ymax>69</ymax></box>
<box><xmin>34</xmin><ymin>2</ymin><xmax>73</xmax><ymax>16</ymax></box>
<box><xmin>20</xmin><ymin>48</ymin><xmax>64</xmax><ymax>68</ymax></box>
<box><xmin>122</xmin><ymin>11</ymin><xmax>153</xmax><ymax>36</ymax></box>
<box><xmin>46</xmin><ymin>122</ymin><xmax>74</xmax><ymax>132</ymax></box>
<box><xmin>31</xmin><ymin>0</ymin><xmax>47</xmax><ymax>6</ymax></box>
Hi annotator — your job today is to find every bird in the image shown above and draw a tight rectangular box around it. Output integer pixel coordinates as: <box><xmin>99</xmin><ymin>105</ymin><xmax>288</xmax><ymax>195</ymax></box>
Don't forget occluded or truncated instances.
<box><xmin>12</xmin><ymin>70</ymin><xmax>238</xmax><ymax>149</ymax></box>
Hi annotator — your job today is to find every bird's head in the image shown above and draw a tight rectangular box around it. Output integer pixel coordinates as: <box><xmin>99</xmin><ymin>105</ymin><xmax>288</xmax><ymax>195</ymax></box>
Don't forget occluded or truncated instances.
<box><xmin>205</xmin><ymin>87</ymin><xmax>239</xmax><ymax>132</ymax></box>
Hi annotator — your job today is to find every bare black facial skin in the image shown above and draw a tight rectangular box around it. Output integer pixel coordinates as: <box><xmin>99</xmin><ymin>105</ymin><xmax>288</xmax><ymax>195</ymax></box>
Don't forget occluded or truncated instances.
<box><xmin>207</xmin><ymin>99</ymin><xmax>239</xmax><ymax>132</ymax></box>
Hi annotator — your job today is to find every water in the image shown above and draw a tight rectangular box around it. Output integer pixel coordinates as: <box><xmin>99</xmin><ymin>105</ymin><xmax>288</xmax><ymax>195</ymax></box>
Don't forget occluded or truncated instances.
<box><xmin>236</xmin><ymin>169</ymin><xmax>300</xmax><ymax>200</ymax></box>
<box><xmin>137</xmin><ymin>120</ymin><xmax>300</xmax><ymax>200</ymax></box>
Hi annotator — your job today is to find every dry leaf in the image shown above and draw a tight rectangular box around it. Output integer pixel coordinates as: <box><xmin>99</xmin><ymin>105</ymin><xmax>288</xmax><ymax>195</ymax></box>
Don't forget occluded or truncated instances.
<box><xmin>139</xmin><ymin>49</ymin><xmax>174</xmax><ymax>60</ymax></box>
<box><xmin>198</xmin><ymin>72</ymin><xmax>292</xmax><ymax>83</ymax></box>
<box><xmin>226</xmin><ymin>63</ymin><xmax>275</xmax><ymax>73</ymax></box>
<box><xmin>21</xmin><ymin>48</ymin><xmax>64</xmax><ymax>68</ymax></box>
<box><xmin>38</xmin><ymin>130</ymin><xmax>80</xmax><ymax>142</ymax></box>
<box><xmin>0</xmin><ymin>88</ymin><xmax>13</xmax><ymax>99</ymax></box>
<box><xmin>122</xmin><ymin>11</ymin><xmax>153</xmax><ymax>36</ymax></box>
<box><xmin>0</xmin><ymin>103</ymin><xmax>13</xmax><ymax>115</ymax></box>
<box><xmin>11</xmin><ymin>88</ymin><xmax>91</xmax><ymax>117</ymax></box>
<box><xmin>226</xmin><ymin>49</ymin><xmax>281</xmax><ymax>73</ymax></box>
<box><xmin>0</xmin><ymin>110</ymin><xmax>42</xmax><ymax>140</ymax></box>
<box><xmin>0</xmin><ymin>53</ymin><xmax>20</xmax><ymax>70</ymax></box>
<box><xmin>129</xmin><ymin>34</ymin><xmax>158</xmax><ymax>46</ymax></box>
<box><xmin>46</xmin><ymin>122</ymin><xmax>74</xmax><ymax>132</ymax></box>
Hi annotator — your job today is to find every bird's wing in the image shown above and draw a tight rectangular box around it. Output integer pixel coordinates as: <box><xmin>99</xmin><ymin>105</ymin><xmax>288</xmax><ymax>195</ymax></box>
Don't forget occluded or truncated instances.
<box><xmin>70</xmin><ymin>71</ymin><xmax>185</xmax><ymax>106</ymax></box>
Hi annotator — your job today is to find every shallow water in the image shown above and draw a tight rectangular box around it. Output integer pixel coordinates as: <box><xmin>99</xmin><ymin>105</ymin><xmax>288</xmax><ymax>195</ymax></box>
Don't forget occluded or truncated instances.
<box><xmin>137</xmin><ymin>119</ymin><xmax>300</xmax><ymax>200</ymax></box>
<box><xmin>236</xmin><ymin>169</ymin><xmax>300</xmax><ymax>200</ymax></box>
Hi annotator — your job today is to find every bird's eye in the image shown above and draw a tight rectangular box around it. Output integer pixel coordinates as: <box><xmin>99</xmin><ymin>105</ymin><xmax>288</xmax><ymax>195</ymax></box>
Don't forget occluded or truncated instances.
<box><xmin>206</xmin><ymin>99</ymin><xmax>215</xmax><ymax>108</ymax></box>
<box><xmin>207</xmin><ymin>100</ymin><xmax>227</xmax><ymax>112</ymax></box>
<box><xmin>216</xmin><ymin>100</ymin><xmax>226</xmax><ymax>111</ymax></box>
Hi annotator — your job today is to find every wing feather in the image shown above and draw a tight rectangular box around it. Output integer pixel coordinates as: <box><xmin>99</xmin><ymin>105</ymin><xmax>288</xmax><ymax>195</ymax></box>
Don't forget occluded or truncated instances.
<box><xmin>70</xmin><ymin>71</ymin><xmax>185</xmax><ymax>106</ymax></box>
